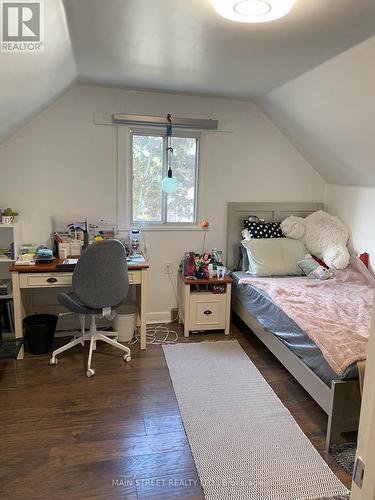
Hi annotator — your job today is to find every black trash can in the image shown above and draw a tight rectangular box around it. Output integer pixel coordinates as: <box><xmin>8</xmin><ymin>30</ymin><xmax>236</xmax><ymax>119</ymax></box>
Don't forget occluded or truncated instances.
<box><xmin>23</xmin><ymin>314</ymin><xmax>58</xmax><ymax>355</ymax></box>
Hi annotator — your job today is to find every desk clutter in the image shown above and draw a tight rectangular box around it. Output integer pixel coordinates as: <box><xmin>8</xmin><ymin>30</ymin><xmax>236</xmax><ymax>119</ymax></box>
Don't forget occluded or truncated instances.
<box><xmin>12</xmin><ymin>218</ymin><xmax>146</xmax><ymax>266</ymax></box>
<box><xmin>0</xmin><ymin>213</ymin><xmax>145</xmax><ymax>267</ymax></box>
<box><xmin>54</xmin><ymin>220</ymin><xmax>95</xmax><ymax>259</ymax></box>
<box><xmin>15</xmin><ymin>246</ymin><xmax>54</xmax><ymax>265</ymax></box>
<box><xmin>53</xmin><ymin>221</ymin><xmax>145</xmax><ymax>260</ymax></box>
<box><xmin>0</xmin><ymin>210</ymin><xmax>151</xmax><ymax>359</ymax></box>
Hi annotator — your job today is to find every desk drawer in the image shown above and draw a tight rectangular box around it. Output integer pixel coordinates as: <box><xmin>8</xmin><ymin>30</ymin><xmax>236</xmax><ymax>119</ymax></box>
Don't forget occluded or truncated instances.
<box><xmin>20</xmin><ymin>273</ymin><xmax>73</xmax><ymax>288</ymax></box>
<box><xmin>128</xmin><ymin>271</ymin><xmax>141</xmax><ymax>285</ymax></box>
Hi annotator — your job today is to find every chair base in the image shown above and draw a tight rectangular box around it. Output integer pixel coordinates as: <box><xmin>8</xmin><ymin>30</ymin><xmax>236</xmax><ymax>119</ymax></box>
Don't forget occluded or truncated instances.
<box><xmin>49</xmin><ymin>315</ymin><xmax>131</xmax><ymax>377</ymax></box>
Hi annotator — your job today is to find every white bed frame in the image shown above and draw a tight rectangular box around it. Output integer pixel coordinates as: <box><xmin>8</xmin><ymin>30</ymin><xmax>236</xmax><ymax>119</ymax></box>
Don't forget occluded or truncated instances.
<box><xmin>227</xmin><ymin>202</ymin><xmax>361</xmax><ymax>450</ymax></box>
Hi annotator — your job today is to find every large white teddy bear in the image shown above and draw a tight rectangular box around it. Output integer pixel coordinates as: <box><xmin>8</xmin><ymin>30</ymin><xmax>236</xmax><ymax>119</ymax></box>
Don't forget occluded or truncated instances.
<box><xmin>280</xmin><ymin>210</ymin><xmax>350</xmax><ymax>269</ymax></box>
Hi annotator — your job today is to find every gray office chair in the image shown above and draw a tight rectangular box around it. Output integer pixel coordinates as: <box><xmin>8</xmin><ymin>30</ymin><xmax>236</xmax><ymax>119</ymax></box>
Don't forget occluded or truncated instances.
<box><xmin>49</xmin><ymin>239</ymin><xmax>131</xmax><ymax>377</ymax></box>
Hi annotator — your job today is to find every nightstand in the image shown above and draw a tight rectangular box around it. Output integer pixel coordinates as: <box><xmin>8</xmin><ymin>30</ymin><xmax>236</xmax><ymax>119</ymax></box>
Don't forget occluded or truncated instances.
<box><xmin>178</xmin><ymin>273</ymin><xmax>232</xmax><ymax>337</ymax></box>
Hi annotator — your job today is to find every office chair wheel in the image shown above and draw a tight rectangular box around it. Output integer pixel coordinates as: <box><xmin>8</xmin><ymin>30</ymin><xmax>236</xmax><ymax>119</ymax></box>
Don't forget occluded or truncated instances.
<box><xmin>124</xmin><ymin>355</ymin><xmax>131</xmax><ymax>363</ymax></box>
<box><xmin>48</xmin><ymin>358</ymin><xmax>58</xmax><ymax>366</ymax></box>
<box><xmin>86</xmin><ymin>368</ymin><xmax>95</xmax><ymax>378</ymax></box>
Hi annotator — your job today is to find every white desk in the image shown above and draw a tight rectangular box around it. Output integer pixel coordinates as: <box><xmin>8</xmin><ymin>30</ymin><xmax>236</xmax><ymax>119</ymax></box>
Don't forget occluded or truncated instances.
<box><xmin>10</xmin><ymin>258</ymin><xmax>149</xmax><ymax>358</ymax></box>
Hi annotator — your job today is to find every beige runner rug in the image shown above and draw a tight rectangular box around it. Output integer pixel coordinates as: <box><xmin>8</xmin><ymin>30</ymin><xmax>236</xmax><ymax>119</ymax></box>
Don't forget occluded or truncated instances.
<box><xmin>163</xmin><ymin>340</ymin><xmax>349</xmax><ymax>500</ymax></box>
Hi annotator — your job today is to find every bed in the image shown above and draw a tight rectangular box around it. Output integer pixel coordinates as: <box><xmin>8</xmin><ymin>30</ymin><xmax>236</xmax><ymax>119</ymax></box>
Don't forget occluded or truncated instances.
<box><xmin>227</xmin><ymin>202</ymin><xmax>363</xmax><ymax>450</ymax></box>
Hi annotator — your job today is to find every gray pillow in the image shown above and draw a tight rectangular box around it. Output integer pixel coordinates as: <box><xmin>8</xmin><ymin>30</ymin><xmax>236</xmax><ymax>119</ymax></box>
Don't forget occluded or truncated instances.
<box><xmin>241</xmin><ymin>238</ymin><xmax>306</xmax><ymax>277</ymax></box>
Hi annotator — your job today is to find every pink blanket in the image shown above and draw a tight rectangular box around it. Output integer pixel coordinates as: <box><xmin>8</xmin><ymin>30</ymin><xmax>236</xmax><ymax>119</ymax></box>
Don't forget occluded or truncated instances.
<box><xmin>239</xmin><ymin>265</ymin><xmax>374</xmax><ymax>375</ymax></box>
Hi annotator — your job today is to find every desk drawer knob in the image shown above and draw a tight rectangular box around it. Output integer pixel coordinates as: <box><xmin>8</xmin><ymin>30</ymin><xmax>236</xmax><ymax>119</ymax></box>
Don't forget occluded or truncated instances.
<box><xmin>204</xmin><ymin>310</ymin><xmax>213</xmax><ymax>315</ymax></box>
<box><xmin>47</xmin><ymin>277</ymin><xmax>58</xmax><ymax>283</ymax></box>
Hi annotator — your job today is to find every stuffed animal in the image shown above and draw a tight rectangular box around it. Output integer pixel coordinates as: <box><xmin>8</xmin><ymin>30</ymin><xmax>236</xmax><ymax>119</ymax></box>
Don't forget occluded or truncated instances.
<box><xmin>281</xmin><ymin>210</ymin><xmax>350</xmax><ymax>269</ymax></box>
<box><xmin>298</xmin><ymin>254</ymin><xmax>335</xmax><ymax>280</ymax></box>
<box><xmin>313</xmin><ymin>265</ymin><xmax>334</xmax><ymax>280</ymax></box>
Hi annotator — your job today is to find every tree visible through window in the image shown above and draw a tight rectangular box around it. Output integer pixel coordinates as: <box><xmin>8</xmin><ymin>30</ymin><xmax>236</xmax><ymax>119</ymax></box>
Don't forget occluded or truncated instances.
<box><xmin>132</xmin><ymin>132</ymin><xmax>199</xmax><ymax>224</ymax></box>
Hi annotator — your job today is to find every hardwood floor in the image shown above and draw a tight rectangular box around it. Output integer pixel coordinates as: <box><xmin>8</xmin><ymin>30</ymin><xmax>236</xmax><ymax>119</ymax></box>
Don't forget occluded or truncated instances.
<box><xmin>0</xmin><ymin>319</ymin><xmax>352</xmax><ymax>499</ymax></box>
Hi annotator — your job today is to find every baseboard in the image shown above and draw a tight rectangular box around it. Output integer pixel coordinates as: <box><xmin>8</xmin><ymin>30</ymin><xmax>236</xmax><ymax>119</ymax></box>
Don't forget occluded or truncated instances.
<box><xmin>146</xmin><ymin>311</ymin><xmax>173</xmax><ymax>324</ymax></box>
<box><xmin>54</xmin><ymin>311</ymin><xmax>175</xmax><ymax>334</ymax></box>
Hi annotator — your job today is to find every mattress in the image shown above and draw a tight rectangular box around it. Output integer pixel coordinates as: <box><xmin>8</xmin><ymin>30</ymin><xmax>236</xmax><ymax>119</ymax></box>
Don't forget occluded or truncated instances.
<box><xmin>231</xmin><ymin>271</ymin><xmax>358</xmax><ymax>386</ymax></box>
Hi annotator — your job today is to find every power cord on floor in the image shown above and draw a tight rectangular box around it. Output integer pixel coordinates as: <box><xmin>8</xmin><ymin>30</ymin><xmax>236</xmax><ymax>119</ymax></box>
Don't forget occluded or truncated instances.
<box><xmin>130</xmin><ymin>309</ymin><xmax>179</xmax><ymax>345</ymax></box>
<box><xmin>129</xmin><ymin>255</ymin><xmax>180</xmax><ymax>345</ymax></box>
<box><xmin>130</xmin><ymin>321</ymin><xmax>179</xmax><ymax>345</ymax></box>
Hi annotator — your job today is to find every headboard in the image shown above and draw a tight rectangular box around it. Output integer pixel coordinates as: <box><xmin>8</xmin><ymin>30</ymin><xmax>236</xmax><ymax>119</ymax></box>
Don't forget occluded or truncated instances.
<box><xmin>227</xmin><ymin>202</ymin><xmax>324</xmax><ymax>270</ymax></box>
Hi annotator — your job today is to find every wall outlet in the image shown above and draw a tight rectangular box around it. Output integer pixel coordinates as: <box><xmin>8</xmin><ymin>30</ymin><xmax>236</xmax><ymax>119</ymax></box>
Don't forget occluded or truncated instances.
<box><xmin>353</xmin><ymin>456</ymin><xmax>365</xmax><ymax>489</ymax></box>
<box><xmin>164</xmin><ymin>262</ymin><xmax>173</xmax><ymax>274</ymax></box>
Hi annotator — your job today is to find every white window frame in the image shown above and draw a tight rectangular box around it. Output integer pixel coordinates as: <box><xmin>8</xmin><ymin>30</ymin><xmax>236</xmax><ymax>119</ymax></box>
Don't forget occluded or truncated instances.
<box><xmin>121</xmin><ymin>127</ymin><xmax>200</xmax><ymax>228</ymax></box>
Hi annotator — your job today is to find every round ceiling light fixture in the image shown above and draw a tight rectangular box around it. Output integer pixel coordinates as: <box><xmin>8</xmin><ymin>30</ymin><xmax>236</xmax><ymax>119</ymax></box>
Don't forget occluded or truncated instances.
<box><xmin>210</xmin><ymin>0</ymin><xmax>294</xmax><ymax>23</ymax></box>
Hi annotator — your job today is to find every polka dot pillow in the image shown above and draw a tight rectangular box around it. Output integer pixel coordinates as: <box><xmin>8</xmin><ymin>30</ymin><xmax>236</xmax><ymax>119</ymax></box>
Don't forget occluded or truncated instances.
<box><xmin>243</xmin><ymin>220</ymin><xmax>285</xmax><ymax>239</ymax></box>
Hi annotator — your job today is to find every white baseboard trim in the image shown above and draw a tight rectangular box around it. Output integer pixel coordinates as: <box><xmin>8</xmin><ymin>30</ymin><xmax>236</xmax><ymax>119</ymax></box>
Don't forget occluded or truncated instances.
<box><xmin>146</xmin><ymin>311</ymin><xmax>172</xmax><ymax>324</ymax></box>
<box><xmin>54</xmin><ymin>312</ymin><xmax>174</xmax><ymax>336</ymax></box>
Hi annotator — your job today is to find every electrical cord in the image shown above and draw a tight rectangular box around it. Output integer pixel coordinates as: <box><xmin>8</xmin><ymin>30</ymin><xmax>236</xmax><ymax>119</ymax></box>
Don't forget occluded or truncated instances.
<box><xmin>130</xmin><ymin>272</ymin><xmax>180</xmax><ymax>345</ymax></box>
<box><xmin>168</xmin><ymin>272</ymin><xmax>179</xmax><ymax>303</ymax></box>
<box><xmin>130</xmin><ymin>320</ymin><xmax>179</xmax><ymax>345</ymax></box>
<box><xmin>123</xmin><ymin>235</ymin><xmax>180</xmax><ymax>345</ymax></box>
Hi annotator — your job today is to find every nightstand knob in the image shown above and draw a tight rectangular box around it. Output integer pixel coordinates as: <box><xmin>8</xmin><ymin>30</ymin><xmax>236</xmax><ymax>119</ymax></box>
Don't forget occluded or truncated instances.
<box><xmin>204</xmin><ymin>310</ymin><xmax>213</xmax><ymax>315</ymax></box>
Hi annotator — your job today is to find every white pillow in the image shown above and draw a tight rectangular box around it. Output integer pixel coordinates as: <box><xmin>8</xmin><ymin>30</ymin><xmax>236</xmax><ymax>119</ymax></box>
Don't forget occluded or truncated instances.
<box><xmin>241</xmin><ymin>228</ymin><xmax>251</xmax><ymax>240</ymax></box>
<box><xmin>241</xmin><ymin>238</ymin><xmax>306</xmax><ymax>277</ymax></box>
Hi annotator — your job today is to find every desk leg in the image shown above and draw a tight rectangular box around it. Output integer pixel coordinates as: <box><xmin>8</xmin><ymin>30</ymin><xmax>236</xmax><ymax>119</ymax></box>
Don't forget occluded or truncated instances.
<box><xmin>225</xmin><ymin>283</ymin><xmax>232</xmax><ymax>335</ymax></box>
<box><xmin>12</xmin><ymin>272</ymin><xmax>26</xmax><ymax>359</ymax></box>
<box><xmin>140</xmin><ymin>268</ymin><xmax>148</xmax><ymax>350</ymax></box>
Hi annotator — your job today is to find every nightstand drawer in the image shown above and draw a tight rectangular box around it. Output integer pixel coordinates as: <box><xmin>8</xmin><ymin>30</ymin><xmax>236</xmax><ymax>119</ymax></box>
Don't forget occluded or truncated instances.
<box><xmin>20</xmin><ymin>273</ymin><xmax>73</xmax><ymax>288</ymax></box>
<box><xmin>189</xmin><ymin>293</ymin><xmax>226</xmax><ymax>330</ymax></box>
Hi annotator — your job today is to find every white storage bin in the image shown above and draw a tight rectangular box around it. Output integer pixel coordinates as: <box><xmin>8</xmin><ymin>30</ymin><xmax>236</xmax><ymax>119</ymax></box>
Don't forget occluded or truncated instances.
<box><xmin>113</xmin><ymin>304</ymin><xmax>138</xmax><ymax>342</ymax></box>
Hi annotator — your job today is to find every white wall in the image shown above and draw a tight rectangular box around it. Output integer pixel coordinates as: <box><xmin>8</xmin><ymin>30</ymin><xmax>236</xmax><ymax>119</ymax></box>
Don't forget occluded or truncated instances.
<box><xmin>259</xmin><ymin>34</ymin><xmax>375</xmax><ymax>274</ymax></box>
<box><xmin>259</xmin><ymin>35</ymin><xmax>375</xmax><ymax>187</ymax></box>
<box><xmin>326</xmin><ymin>185</ymin><xmax>375</xmax><ymax>272</ymax></box>
<box><xmin>0</xmin><ymin>0</ymin><xmax>76</xmax><ymax>144</ymax></box>
<box><xmin>0</xmin><ymin>85</ymin><xmax>325</xmax><ymax>320</ymax></box>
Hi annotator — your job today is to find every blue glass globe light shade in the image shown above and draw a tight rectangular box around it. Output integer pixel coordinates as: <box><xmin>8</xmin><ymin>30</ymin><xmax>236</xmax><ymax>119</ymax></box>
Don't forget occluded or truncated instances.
<box><xmin>161</xmin><ymin>176</ymin><xmax>177</xmax><ymax>194</ymax></box>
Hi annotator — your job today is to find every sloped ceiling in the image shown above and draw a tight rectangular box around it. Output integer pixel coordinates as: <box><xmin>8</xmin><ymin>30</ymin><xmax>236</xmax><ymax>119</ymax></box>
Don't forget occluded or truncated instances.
<box><xmin>63</xmin><ymin>0</ymin><xmax>375</xmax><ymax>99</ymax></box>
<box><xmin>1</xmin><ymin>0</ymin><xmax>375</xmax><ymax>190</ymax></box>
<box><xmin>0</xmin><ymin>0</ymin><xmax>76</xmax><ymax>144</ymax></box>
<box><xmin>259</xmin><ymin>35</ymin><xmax>375</xmax><ymax>187</ymax></box>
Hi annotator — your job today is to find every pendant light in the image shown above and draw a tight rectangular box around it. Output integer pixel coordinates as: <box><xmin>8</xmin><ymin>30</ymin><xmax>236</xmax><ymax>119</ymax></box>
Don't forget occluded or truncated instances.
<box><xmin>161</xmin><ymin>113</ymin><xmax>177</xmax><ymax>194</ymax></box>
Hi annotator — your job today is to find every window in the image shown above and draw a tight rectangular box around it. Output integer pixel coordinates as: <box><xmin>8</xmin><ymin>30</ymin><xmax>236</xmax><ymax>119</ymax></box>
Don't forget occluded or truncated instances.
<box><xmin>131</xmin><ymin>131</ymin><xmax>199</xmax><ymax>224</ymax></box>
